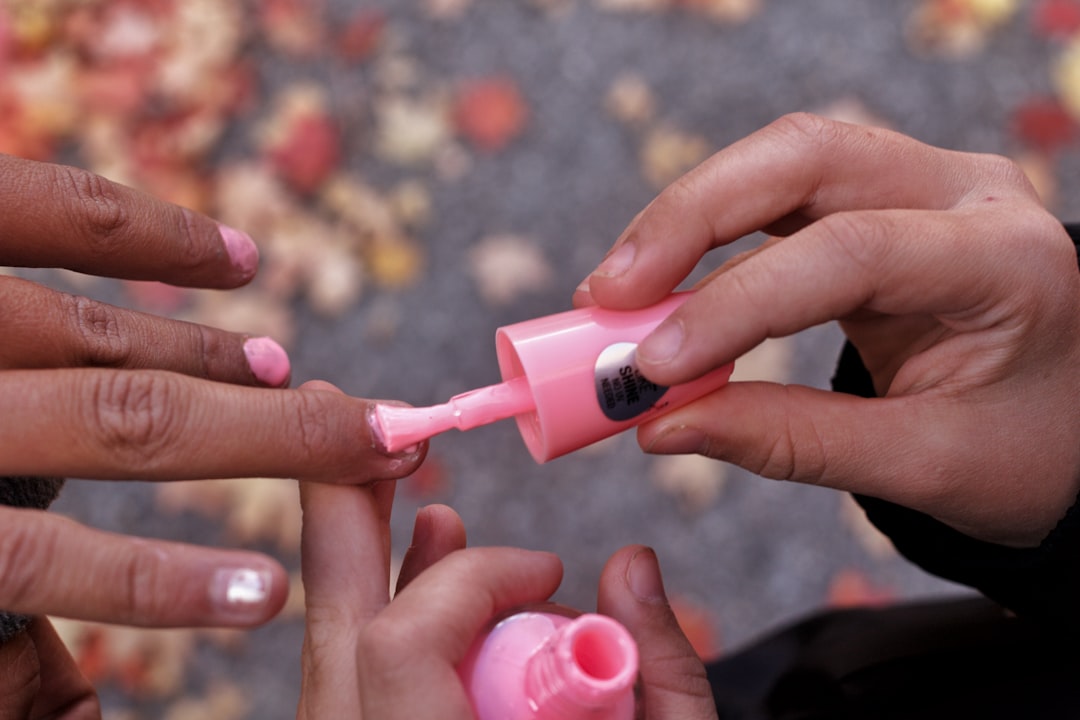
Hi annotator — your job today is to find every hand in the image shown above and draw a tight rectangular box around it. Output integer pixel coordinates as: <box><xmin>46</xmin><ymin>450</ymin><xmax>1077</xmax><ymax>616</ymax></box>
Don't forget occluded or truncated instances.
<box><xmin>576</xmin><ymin>113</ymin><xmax>1080</xmax><ymax>548</ymax></box>
<box><xmin>0</xmin><ymin>154</ymin><xmax>427</xmax><ymax>715</ymax></box>
<box><xmin>297</xmin><ymin>446</ymin><xmax>716</xmax><ymax>717</ymax></box>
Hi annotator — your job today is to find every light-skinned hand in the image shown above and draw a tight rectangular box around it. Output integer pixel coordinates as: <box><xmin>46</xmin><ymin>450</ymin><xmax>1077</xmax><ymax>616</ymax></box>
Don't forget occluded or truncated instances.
<box><xmin>297</xmin><ymin>396</ymin><xmax>717</xmax><ymax>718</ymax></box>
<box><xmin>576</xmin><ymin>113</ymin><xmax>1080</xmax><ymax>548</ymax></box>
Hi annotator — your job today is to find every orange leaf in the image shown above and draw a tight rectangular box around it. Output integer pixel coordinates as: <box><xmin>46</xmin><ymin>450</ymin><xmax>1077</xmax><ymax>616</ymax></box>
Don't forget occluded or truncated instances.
<box><xmin>668</xmin><ymin>594</ymin><xmax>722</xmax><ymax>660</ymax></box>
<box><xmin>453</xmin><ymin>77</ymin><xmax>528</xmax><ymax>152</ymax></box>
<box><xmin>826</xmin><ymin>568</ymin><xmax>896</xmax><ymax>609</ymax></box>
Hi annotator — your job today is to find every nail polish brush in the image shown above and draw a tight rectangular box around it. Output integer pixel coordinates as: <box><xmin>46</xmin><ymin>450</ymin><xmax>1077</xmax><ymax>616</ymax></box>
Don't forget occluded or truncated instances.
<box><xmin>373</xmin><ymin>292</ymin><xmax>733</xmax><ymax>463</ymax></box>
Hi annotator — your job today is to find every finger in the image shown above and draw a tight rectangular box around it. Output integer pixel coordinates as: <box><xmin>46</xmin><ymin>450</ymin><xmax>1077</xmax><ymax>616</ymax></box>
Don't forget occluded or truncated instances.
<box><xmin>585</xmin><ymin>113</ymin><xmax>1035</xmax><ymax>309</ymax></box>
<box><xmin>0</xmin><ymin>370</ymin><xmax>425</xmax><ymax>481</ymax></box>
<box><xmin>0</xmin><ymin>154</ymin><xmax>259</xmax><ymax>288</ymax></box>
<box><xmin>0</xmin><ymin>506</ymin><xmax>287</xmax><ymax>627</ymax></box>
<box><xmin>18</xmin><ymin>619</ymin><xmax>99</xmax><ymax>720</ymax></box>
<box><xmin>0</xmin><ymin>276</ymin><xmax>290</xmax><ymax>387</ymax></box>
<box><xmin>357</xmin><ymin>548</ymin><xmax>563</xmax><ymax>719</ymax></box>
<box><xmin>395</xmin><ymin>504</ymin><xmax>467</xmax><ymax>594</ymax></box>
<box><xmin>299</xmin><ymin>464</ymin><xmax>396</xmax><ymax>716</ymax></box>
<box><xmin>596</xmin><ymin>546</ymin><xmax>718</xmax><ymax>720</ymax></box>
<box><xmin>637</xmin><ymin>380</ymin><xmax>1076</xmax><ymax>545</ymax></box>
<box><xmin>0</xmin><ymin>631</ymin><xmax>37</xmax><ymax>720</ymax></box>
<box><xmin>632</xmin><ymin>204</ymin><xmax>1064</xmax><ymax>385</ymax></box>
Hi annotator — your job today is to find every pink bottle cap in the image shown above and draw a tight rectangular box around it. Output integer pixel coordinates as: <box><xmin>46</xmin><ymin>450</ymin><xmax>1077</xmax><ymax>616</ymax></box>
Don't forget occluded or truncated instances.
<box><xmin>495</xmin><ymin>293</ymin><xmax>733</xmax><ymax>462</ymax></box>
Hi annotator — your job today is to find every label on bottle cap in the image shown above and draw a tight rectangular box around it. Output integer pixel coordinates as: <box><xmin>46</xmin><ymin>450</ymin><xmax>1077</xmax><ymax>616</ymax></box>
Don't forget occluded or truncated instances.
<box><xmin>594</xmin><ymin>342</ymin><xmax>669</xmax><ymax>421</ymax></box>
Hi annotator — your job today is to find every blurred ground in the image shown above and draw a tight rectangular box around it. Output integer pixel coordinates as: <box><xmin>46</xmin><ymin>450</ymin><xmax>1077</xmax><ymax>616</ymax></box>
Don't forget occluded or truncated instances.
<box><xmin>6</xmin><ymin>0</ymin><xmax>1080</xmax><ymax>717</ymax></box>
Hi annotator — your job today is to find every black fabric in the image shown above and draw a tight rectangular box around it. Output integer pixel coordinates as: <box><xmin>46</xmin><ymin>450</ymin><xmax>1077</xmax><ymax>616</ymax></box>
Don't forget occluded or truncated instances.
<box><xmin>0</xmin><ymin>477</ymin><xmax>65</xmax><ymax>645</ymax></box>
<box><xmin>701</xmin><ymin>222</ymin><xmax>1080</xmax><ymax>717</ymax></box>
<box><xmin>704</xmin><ymin>597</ymin><xmax>1080</xmax><ymax>719</ymax></box>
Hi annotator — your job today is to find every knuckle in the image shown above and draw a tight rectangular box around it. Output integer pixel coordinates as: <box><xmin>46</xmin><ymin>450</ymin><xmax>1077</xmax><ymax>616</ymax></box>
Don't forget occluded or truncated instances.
<box><xmin>291</xmin><ymin>392</ymin><xmax>336</xmax><ymax>464</ymax></box>
<box><xmin>61</xmin><ymin>293</ymin><xmax>132</xmax><ymax>367</ymax></box>
<box><xmin>52</xmin><ymin>164</ymin><xmax>129</xmax><ymax>255</ymax></box>
<box><xmin>86</xmin><ymin>372</ymin><xmax>184</xmax><ymax>467</ymax></box>
<box><xmin>356</xmin><ymin>617</ymin><xmax>416</xmax><ymax>679</ymax></box>
<box><xmin>767</xmin><ymin>112</ymin><xmax>841</xmax><ymax>155</ymax></box>
<box><xmin>120</xmin><ymin>544</ymin><xmax>167</xmax><ymax>623</ymax></box>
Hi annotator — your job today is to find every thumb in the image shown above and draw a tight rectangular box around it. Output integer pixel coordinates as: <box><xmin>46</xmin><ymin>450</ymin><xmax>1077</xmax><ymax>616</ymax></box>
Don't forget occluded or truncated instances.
<box><xmin>638</xmin><ymin>381</ymin><xmax>945</xmax><ymax>511</ymax></box>
<box><xmin>597</xmin><ymin>546</ymin><xmax>718</xmax><ymax>720</ymax></box>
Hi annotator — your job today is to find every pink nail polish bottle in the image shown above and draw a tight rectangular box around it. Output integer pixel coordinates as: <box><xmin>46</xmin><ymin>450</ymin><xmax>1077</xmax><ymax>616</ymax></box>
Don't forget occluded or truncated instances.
<box><xmin>459</xmin><ymin>605</ymin><xmax>640</xmax><ymax>720</ymax></box>
<box><xmin>375</xmin><ymin>292</ymin><xmax>734</xmax><ymax>462</ymax></box>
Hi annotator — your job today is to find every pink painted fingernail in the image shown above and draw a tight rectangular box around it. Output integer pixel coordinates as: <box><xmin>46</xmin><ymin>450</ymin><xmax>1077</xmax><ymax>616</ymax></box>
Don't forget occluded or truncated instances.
<box><xmin>219</xmin><ymin>223</ymin><xmax>260</xmax><ymax>278</ymax></box>
<box><xmin>594</xmin><ymin>241</ymin><xmax>636</xmax><ymax>279</ymax></box>
<box><xmin>244</xmin><ymin>336</ymin><xmax>291</xmax><ymax>387</ymax></box>
<box><xmin>210</xmin><ymin>567</ymin><xmax>272</xmax><ymax>618</ymax></box>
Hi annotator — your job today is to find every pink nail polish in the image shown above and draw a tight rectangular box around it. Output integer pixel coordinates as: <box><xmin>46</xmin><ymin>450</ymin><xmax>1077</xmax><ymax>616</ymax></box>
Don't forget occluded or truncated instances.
<box><xmin>372</xmin><ymin>292</ymin><xmax>734</xmax><ymax>463</ymax></box>
<box><xmin>219</xmin><ymin>223</ymin><xmax>260</xmax><ymax>278</ymax></box>
<box><xmin>459</xmin><ymin>605</ymin><xmax>639</xmax><ymax>720</ymax></box>
<box><xmin>243</xmin><ymin>336</ymin><xmax>291</xmax><ymax>387</ymax></box>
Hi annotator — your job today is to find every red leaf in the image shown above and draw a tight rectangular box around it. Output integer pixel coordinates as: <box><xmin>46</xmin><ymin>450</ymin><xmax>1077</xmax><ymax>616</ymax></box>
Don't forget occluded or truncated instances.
<box><xmin>267</xmin><ymin>113</ymin><xmax>342</xmax><ymax>194</ymax></box>
<box><xmin>453</xmin><ymin>77</ymin><xmax>528</xmax><ymax>152</ymax></box>
<box><xmin>1010</xmin><ymin>97</ymin><xmax>1078</xmax><ymax>153</ymax></box>
<box><xmin>337</xmin><ymin>9</ymin><xmax>386</xmax><ymax>62</ymax></box>
<box><xmin>1033</xmin><ymin>0</ymin><xmax>1080</xmax><ymax>39</ymax></box>
<box><xmin>403</xmin><ymin>454</ymin><xmax>451</xmax><ymax>499</ymax></box>
<box><xmin>668</xmin><ymin>595</ymin><xmax>722</xmax><ymax>660</ymax></box>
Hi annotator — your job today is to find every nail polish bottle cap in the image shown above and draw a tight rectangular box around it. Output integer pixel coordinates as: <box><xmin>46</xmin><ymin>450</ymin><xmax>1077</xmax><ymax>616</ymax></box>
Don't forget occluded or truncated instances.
<box><xmin>495</xmin><ymin>293</ymin><xmax>732</xmax><ymax>463</ymax></box>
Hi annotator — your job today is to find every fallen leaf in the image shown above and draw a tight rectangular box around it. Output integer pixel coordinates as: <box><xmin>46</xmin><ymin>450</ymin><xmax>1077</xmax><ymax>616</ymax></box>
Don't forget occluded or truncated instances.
<box><xmin>650</xmin><ymin>454</ymin><xmax>727</xmax><ymax>514</ymax></box>
<box><xmin>605</xmin><ymin>72</ymin><xmax>656</xmax><ymax>127</ymax></box>
<box><xmin>374</xmin><ymin>94</ymin><xmax>453</xmax><ymax>166</ymax></box>
<box><xmin>337</xmin><ymin>8</ymin><xmax>387</xmax><ymax>62</ymax></box>
<box><xmin>1033</xmin><ymin>0</ymin><xmax>1080</xmax><ymax>38</ymax></box>
<box><xmin>1010</xmin><ymin>96</ymin><xmax>1077</xmax><ymax>152</ymax></box>
<box><xmin>453</xmin><ymin>77</ymin><xmax>529</xmax><ymax>152</ymax></box>
<box><xmin>468</xmin><ymin>234</ymin><xmax>554</xmax><ymax>306</ymax></box>
<box><xmin>668</xmin><ymin>594</ymin><xmax>722</xmax><ymax>660</ymax></box>
<box><xmin>826</xmin><ymin>568</ymin><xmax>896</xmax><ymax>609</ymax></box>
<box><xmin>156</xmin><ymin>477</ymin><xmax>303</xmax><ymax>554</ymax></box>
<box><xmin>639</xmin><ymin>124</ymin><xmax>710</xmax><ymax>189</ymax></box>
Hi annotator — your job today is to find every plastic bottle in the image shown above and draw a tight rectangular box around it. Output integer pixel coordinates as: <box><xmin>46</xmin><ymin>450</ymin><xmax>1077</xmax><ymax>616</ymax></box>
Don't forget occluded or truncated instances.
<box><xmin>458</xmin><ymin>604</ymin><xmax>640</xmax><ymax>720</ymax></box>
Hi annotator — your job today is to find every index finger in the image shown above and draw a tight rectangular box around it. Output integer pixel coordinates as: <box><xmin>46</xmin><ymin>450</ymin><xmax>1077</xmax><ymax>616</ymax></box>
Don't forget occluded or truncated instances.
<box><xmin>0</xmin><ymin>370</ymin><xmax>425</xmax><ymax>482</ymax></box>
<box><xmin>0</xmin><ymin>154</ymin><xmax>258</xmax><ymax>288</ymax></box>
<box><xmin>585</xmin><ymin>113</ymin><xmax>1036</xmax><ymax>309</ymax></box>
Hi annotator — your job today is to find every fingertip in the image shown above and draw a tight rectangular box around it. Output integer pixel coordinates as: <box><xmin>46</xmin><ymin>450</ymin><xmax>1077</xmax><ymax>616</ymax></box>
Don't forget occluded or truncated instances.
<box><xmin>243</xmin><ymin>336</ymin><xmax>292</xmax><ymax>388</ymax></box>
<box><xmin>218</xmin><ymin>223</ymin><xmax>260</xmax><ymax>284</ymax></box>
<box><xmin>208</xmin><ymin>558</ymin><xmax>289</xmax><ymax>627</ymax></box>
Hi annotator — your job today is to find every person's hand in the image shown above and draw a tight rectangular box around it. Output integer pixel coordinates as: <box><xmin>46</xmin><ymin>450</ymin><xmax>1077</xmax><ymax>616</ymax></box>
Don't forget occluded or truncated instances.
<box><xmin>297</xmin><ymin>433</ymin><xmax>717</xmax><ymax>718</ymax></box>
<box><xmin>576</xmin><ymin>113</ymin><xmax>1080</xmax><ymax>548</ymax></box>
<box><xmin>0</xmin><ymin>153</ymin><xmax>427</xmax><ymax>715</ymax></box>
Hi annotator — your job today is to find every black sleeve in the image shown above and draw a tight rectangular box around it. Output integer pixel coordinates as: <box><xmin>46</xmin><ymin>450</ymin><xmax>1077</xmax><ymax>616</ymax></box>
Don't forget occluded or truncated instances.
<box><xmin>832</xmin><ymin>224</ymin><xmax>1080</xmax><ymax>634</ymax></box>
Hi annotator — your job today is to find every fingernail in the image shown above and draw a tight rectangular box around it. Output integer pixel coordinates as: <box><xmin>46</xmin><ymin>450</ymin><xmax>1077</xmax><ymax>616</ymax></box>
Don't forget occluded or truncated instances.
<box><xmin>219</xmin><ymin>223</ymin><xmax>260</xmax><ymax>278</ymax></box>
<box><xmin>645</xmin><ymin>425</ymin><xmax>706</xmax><ymax>455</ymax></box>
<box><xmin>410</xmin><ymin>507</ymin><xmax>432</xmax><ymax>549</ymax></box>
<box><xmin>594</xmin><ymin>241</ymin><xmax>636</xmax><ymax>279</ymax></box>
<box><xmin>367</xmin><ymin>405</ymin><xmax>422</xmax><ymax>458</ymax></box>
<box><xmin>244</xmin><ymin>336</ymin><xmax>291</xmax><ymax>387</ymax></box>
<box><xmin>628</xmin><ymin>548</ymin><xmax>667</xmax><ymax>603</ymax></box>
<box><xmin>210</xmin><ymin>567</ymin><xmax>272</xmax><ymax>618</ymax></box>
<box><xmin>638</xmin><ymin>319</ymin><xmax>684</xmax><ymax>365</ymax></box>
<box><xmin>574</xmin><ymin>276</ymin><xmax>591</xmax><ymax>296</ymax></box>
